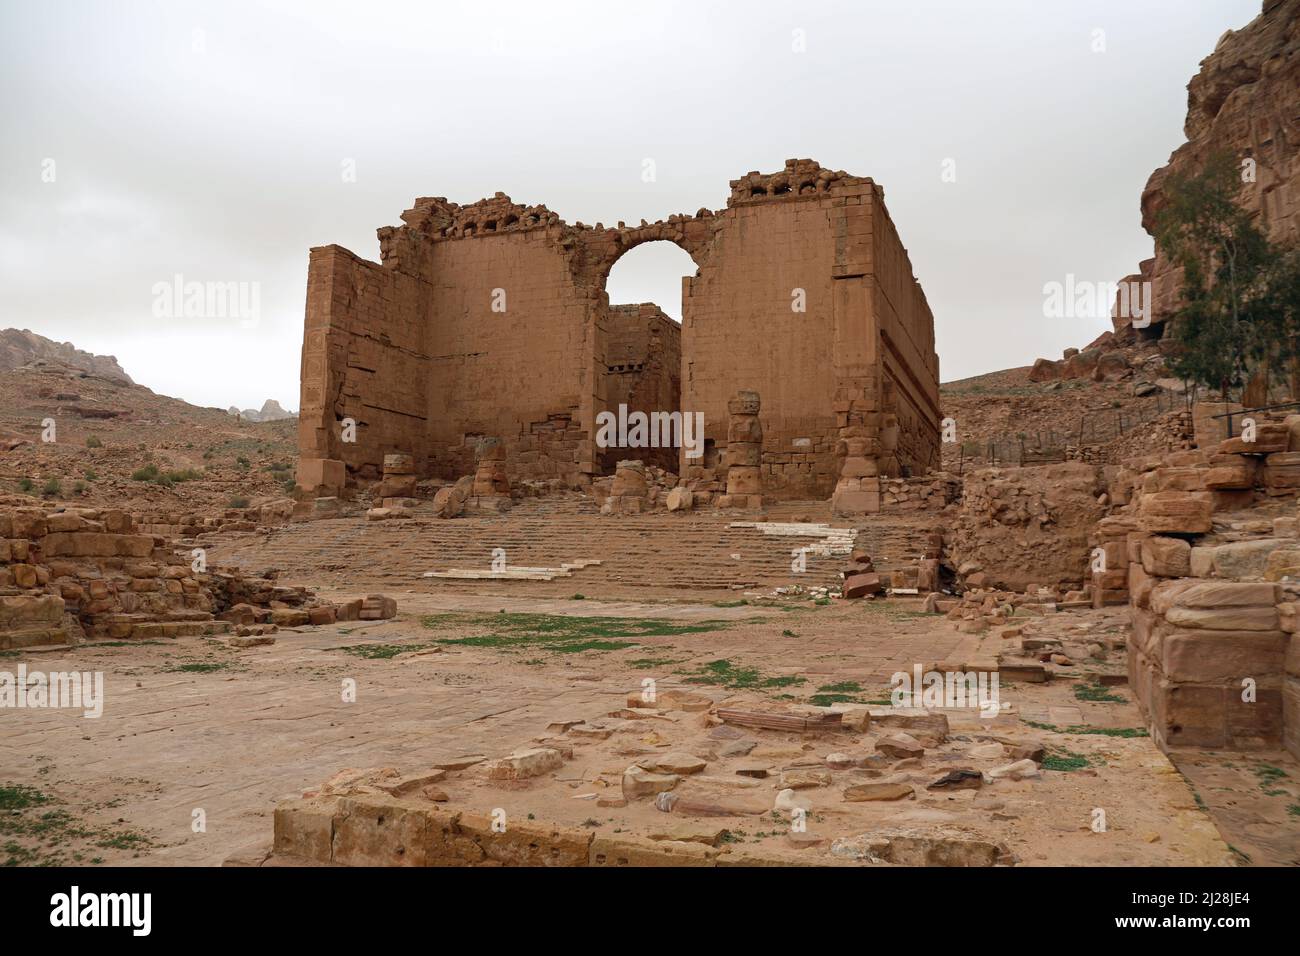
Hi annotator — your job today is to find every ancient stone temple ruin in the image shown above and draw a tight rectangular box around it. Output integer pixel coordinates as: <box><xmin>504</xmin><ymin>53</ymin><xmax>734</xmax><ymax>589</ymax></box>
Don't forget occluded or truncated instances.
<box><xmin>297</xmin><ymin>159</ymin><xmax>940</xmax><ymax>510</ymax></box>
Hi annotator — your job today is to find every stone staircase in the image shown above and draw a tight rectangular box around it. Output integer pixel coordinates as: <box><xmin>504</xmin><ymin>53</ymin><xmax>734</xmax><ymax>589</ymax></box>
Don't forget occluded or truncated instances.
<box><xmin>203</xmin><ymin>499</ymin><xmax>947</xmax><ymax>599</ymax></box>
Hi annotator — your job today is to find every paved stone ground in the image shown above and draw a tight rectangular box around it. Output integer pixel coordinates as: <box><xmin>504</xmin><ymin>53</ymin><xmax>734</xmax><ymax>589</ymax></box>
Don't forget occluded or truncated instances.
<box><xmin>3</xmin><ymin>614</ymin><xmax>632</xmax><ymax>865</ymax></box>
<box><xmin>2</xmin><ymin>593</ymin><xmax>959</xmax><ymax>865</ymax></box>
<box><xmin>0</xmin><ymin>594</ymin><xmax>1274</xmax><ymax>866</ymax></box>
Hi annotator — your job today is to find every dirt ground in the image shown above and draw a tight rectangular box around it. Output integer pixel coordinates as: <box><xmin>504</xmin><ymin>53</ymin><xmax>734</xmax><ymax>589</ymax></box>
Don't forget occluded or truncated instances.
<box><xmin>6</xmin><ymin>583</ymin><xmax>1293</xmax><ymax>867</ymax></box>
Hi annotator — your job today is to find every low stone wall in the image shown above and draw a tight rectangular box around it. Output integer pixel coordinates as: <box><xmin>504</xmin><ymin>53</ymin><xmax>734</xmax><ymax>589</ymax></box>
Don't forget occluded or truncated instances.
<box><xmin>270</xmin><ymin>793</ymin><xmax>756</xmax><ymax>867</ymax></box>
<box><xmin>1108</xmin><ymin>414</ymin><xmax>1300</xmax><ymax>758</ymax></box>
<box><xmin>0</xmin><ymin>495</ymin><xmax>393</xmax><ymax>648</ymax></box>
<box><xmin>879</xmin><ymin>474</ymin><xmax>960</xmax><ymax>513</ymax></box>
<box><xmin>133</xmin><ymin>499</ymin><xmax>296</xmax><ymax>539</ymax></box>
<box><xmin>1130</xmin><ymin>580</ymin><xmax>1290</xmax><ymax>752</ymax></box>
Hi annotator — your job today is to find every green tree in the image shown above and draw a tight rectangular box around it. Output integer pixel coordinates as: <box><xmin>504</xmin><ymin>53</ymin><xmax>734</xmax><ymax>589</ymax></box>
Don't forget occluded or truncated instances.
<box><xmin>1154</xmin><ymin>151</ymin><xmax>1293</xmax><ymax>404</ymax></box>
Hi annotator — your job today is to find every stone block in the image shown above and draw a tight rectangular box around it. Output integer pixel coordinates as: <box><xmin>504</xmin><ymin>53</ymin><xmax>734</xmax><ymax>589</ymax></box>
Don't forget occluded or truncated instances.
<box><xmin>1139</xmin><ymin>491</ymin><xmax>1212</xmax><ymax>534</ymax></box>
<box><xmin>1141</xmin><ymin>536</ymin><xmax>1191</xmax><ymax>577</ymax></box>
<box><xmin>297</xmin><ymin>458</ymin><xmax>345</xmax><ymax>495</ymax></box>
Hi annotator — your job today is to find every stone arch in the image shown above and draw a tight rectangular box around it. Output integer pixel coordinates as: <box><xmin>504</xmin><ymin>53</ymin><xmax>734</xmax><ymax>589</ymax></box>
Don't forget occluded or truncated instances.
<box><xmin>572</xmin><ymin>211</ymin><xmax>716</xmax><ymax>294</ymax></box>
<box><xmin>602</xmin><ymin>239</ymin><xmax>699</xmax><ymax>323</ymax></box>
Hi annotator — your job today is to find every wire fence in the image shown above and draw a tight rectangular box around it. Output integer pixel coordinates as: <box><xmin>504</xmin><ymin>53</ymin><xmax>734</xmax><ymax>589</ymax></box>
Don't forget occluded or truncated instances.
<box><xmin>951</xmin><ymin>384</ymin><xmax>1200</xmax><ymax>472</ymax></box>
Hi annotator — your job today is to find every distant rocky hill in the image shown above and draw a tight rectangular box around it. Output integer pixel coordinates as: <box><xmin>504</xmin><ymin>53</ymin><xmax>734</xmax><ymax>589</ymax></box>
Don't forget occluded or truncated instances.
<box><xmin>228</xmin><ymin>399</ymin><xmax>296</xmax><ymax>422</ymax></box>
<box><xmin>0</xmin><ymin>328</ymin><xmax>133</xmax><ymax>384</ymax></box>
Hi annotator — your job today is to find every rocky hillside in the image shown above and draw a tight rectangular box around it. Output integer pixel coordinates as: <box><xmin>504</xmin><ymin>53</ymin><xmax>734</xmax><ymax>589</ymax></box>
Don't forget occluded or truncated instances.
<box><xmin>0</xmin><ymin>328</ymin><xmax>133</xmax><ymax>384</ymax></box>
<box><xmin>940</xmin><ymin>335</ymin><xmax>1197</xmax><ymax>469</ymax></box>
<box><xmin>0</xmin><ymin>353</ymin><xmax>297</xmax><ymax>513</ymax></box>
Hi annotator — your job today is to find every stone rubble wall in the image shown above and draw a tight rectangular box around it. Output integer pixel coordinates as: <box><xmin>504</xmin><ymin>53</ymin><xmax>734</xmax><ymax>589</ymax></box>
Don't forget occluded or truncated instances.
<box><xmin>879</xmin><ymin>474</ymin><xmax>961</xmax><ymax>513</ymax></box>
<box><xmin>0</xmin><ymin>496</ymin><xmax>392</xmax><ymax>649</ymax></box>
<box><xmin>950</xmin><ymin>461</ymin><xmax>1106</xmax><ymax>592</ymax></box>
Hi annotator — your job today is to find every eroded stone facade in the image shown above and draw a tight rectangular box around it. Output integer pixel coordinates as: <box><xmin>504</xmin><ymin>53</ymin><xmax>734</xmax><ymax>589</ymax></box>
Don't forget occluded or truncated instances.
<box><xmin>298</xmin><ymin>159</ymin><xmax>939</xmax><ymax>506</ymax></box>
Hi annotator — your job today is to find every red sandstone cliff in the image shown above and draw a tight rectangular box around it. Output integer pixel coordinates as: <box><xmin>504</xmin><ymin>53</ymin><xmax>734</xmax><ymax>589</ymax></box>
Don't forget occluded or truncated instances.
<box><xmin>1119</xmin><ymin>0</ymin><xmax>1299</xmax><ymax>336</ymax></box>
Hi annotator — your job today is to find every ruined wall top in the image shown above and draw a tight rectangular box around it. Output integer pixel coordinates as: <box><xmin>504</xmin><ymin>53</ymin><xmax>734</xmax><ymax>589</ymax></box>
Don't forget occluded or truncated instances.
<box><xmin>377</xmin><ymin>159</ymin><xmax>879</xmax><ymax>258</ymax></box>
<box><xmin>726</xmin><ymin>158</ymin><xmax>874</xmax><ymax>205</ymax></box>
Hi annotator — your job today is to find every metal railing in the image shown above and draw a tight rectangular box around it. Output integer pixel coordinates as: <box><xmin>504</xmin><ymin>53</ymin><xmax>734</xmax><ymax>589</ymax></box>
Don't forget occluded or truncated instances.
<box><xmin>950</xmin><ymin>382</ymin><xmax>1200</xmax><ymax>472</ymax></box>
<box><xmin>1211</xmin><ymin>400</ymin><xmax>1300</xmax><ymax>438</ymax></box>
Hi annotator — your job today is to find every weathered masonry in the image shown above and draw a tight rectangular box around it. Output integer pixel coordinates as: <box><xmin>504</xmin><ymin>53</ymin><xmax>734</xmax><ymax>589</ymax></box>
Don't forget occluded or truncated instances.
<box><xmin>297</xmin><ymin>159</ymin><xmax>940</xmax><ymax>509</ymax></box>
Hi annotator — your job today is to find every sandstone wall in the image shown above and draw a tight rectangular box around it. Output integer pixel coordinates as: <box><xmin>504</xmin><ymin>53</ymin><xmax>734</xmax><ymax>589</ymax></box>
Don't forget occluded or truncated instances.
<box><xmin>870</xmin><ymin>190</ymin><xmax>942</xmax><ymax>475</ymax></box>
<box><xmin>601</xmin><ymin>304</ymin><xmax>681</xmax><ymax>473</ymax></box>
<box><xmin>681</xmin><ymin>194</ymin><xmax>840</xmax><ymax>498</ymax></box>
<box><xmin>299</xmin><ymin>160</ymin><xmax>940</xmax><ymax>505</ymax></box>
<box><xmin>421</xmin><ymin>230</ymin><xmax>595</xmax><ymax>483</ymax></box>
<box><xmin>298</xmin><ymin>245</ymin><xmax>431</xmax><ymax>480</ymax></box>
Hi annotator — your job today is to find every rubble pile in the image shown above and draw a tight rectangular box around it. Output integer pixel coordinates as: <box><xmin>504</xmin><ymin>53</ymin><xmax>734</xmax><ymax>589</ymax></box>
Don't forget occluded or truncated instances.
<box><xmin>265</xmin><ymin>688</ymin><xmax>1075</xmax><ymax>867</ymax></box>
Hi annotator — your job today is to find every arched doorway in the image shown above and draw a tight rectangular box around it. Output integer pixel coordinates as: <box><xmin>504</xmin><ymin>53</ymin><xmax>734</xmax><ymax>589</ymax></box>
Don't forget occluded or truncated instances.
<box><xmin>596</xmin><ymin>240</ymin><xmax>697</xmax><ymax>475</ymax></box>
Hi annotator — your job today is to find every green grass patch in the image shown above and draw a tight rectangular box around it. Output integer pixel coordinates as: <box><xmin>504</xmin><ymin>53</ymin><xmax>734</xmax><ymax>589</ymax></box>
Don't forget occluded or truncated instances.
<box><xmin>1022</xmin><ymin>718</ymin><xmax>1147</xmax><ymax>738</ymax></box>
<box><xmin>818</xmin><ymin>681</ymin><xmax>863</xmax><ymax>693</ymax></box>
<box><xmin>681</xmin><ymin>658</ymin><xmax>805</xmax><ymax>691</ymax></box>
<box><xmin>0</xmin><ymin>785</ymin><xmax>153</xmax><ymax>866</ymax></box>
<box><xmin>1073</xmin><ymin>680</ymin><xmax>1126</xmax><ymax>703</ymax></box>
<box><xmin>1041</xmin><ymin>748</ymin><xmax>1091</xmax><ymax>772</ymax></box>
<box><xmin>420</xmin><ymin>612</ymin><xmax>726</xmax><ymax>655</ymax></box>
<box><xmin>807</xmin><ymin>681</ymin><xmax>868</xmax><ymax>707</ymax></box>
<box><xmin>130</xmin><ymin>464</ymin><xmax>204</xmax><ymax>486</ymax></box>
<box><xmin>1255</xmin><ymin>764</ymin><xmax>1289</xmax><ymax>792</ymax></box>
<box><xmin>337</xmin><ymin>642</ymin><xmax>433</xmax><ymax>660</ymax></box>
<box><xmin>0</xmin><ymin>786</ymin><xmax>50</xmax><ymax>812</ymax></box>
<box><xmin>627</xmin><ymin>657</ymin><xmax>683</xmax><ymax>670</ymax></box>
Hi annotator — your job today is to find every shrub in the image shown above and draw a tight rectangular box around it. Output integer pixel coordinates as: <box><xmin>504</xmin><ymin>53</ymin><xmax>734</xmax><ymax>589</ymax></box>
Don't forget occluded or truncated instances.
<box><xmin>131</xmin><ymin>464</ymin><xmax>160</xmax><ymax>482</ymax></box>
<box><xmin>85</xmin><ymin>435</ymin><xmax>102</xmax><ymax>448</ymax></box>
<box><xmin>164</xmin><ymin>468</ymin><xmax>204</xmax><ymax>483</ymax></box>
<box><xmin>18</xmin><ymin>477</ymin><xmax>34</xmax><ymax>493</ymax></box>
<box><xmin>229</xmin><ymin>496</ymin><xmax>250</xmax><ymax>509</ymax></box>
<box><xmin>41</xmin><ymin>478</ymin><xmax>61</xmax><ymax>498</ymax></box>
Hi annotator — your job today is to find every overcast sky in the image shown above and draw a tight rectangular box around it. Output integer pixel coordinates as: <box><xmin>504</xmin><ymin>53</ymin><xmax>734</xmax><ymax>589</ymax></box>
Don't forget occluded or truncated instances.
<box><xmin>0</xmin><ymin>0</ymin><xmax>1263</xmax><ymax>410</ymax></box>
